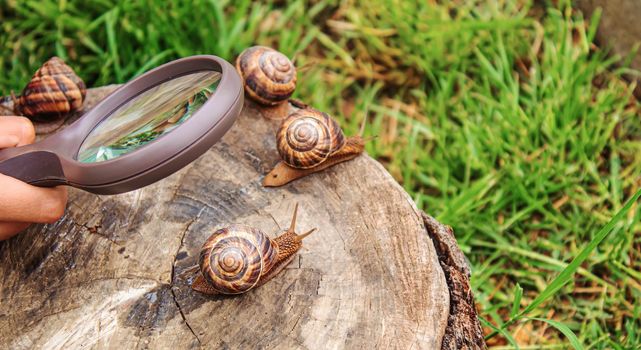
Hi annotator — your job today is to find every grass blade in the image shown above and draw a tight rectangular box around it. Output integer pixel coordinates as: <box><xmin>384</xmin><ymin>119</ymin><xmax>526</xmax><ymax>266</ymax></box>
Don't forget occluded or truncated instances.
<box><xmin>480</xmin><ymin>316</ymin><xmax>519</xmax><ymax>349</ymax></box>
<box><xmin>510</xmin><ymin>283</ymin><xmax>523</xmax><ymax>319</ymax></box>
<box><xmin>486</xmin><ymin>188</ymin><xmax>641</xmax><ymax>340</ymax></box>
<box><xmin>528</xmin><ymin>317</ymin><xmax>584</xmax><ymax>350</ymax></box>
<box><xmin>519</xmin><ymin>188</ymin><xmax>641</xmax><ymax>317</ymax></box>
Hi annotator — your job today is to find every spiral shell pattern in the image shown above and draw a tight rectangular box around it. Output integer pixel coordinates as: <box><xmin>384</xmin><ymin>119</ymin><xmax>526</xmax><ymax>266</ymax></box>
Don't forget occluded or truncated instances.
<box><xmin>16</xmin><ymin>57</ymin><xmax>86</xmax><ymax>121</ymax></box>
<box><xmin>199</xmin><ymin>224</ymin><xmax>278</xmax><ymax>294</ymax></box>
<box><xmin>277</xmin><ymin>108</ymin><xmax>346</xmax><ymax>169</ymax></box>
<box><xmin>236</xmin><ymin>46</ymin><xmax>296</xmax><ymax>106</ymax></box>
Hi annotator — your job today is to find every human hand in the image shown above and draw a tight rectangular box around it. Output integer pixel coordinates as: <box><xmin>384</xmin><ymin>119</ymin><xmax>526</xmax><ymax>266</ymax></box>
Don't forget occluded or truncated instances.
<box><xmin>0</xmin><ymin>117</ymin><xmax>68</xmax><ymax>240</ymax></box>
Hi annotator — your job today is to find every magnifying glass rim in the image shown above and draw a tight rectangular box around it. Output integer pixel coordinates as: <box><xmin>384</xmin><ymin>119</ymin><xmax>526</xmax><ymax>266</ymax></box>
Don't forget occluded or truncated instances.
<box><xmin>23</xmin><ymin>55</ymin><xmax>243</xmax><ymax>192</ymax></box>
<box><xmin>74</xmin><ymin>69</ymin><xmax>222</xmax><ymax>164</ymax></box>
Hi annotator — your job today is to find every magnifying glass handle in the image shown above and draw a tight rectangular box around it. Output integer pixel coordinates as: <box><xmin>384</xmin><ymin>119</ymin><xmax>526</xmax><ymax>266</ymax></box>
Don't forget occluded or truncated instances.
<box><xmin>0</xmin><ymin>151</ymin><xmax>67</xmax><ymax>187</ymax></box>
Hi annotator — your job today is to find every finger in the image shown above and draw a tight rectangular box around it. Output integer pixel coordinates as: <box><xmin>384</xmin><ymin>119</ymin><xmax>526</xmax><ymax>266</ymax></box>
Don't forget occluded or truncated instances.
<box><xmin>0</xmin><ymin>221</ymin><xmax>31</xmax><ymax>241</ymax></box>
<box><xmin>0</xmin><ymin>173</ymin><xmax>68</xmax><ymax>223</ymax></box>
<box><xmin>0</xmin><ymin>135</ymin><xmax>19</xmax><ymax>148</ymax></box>
<box><xmin>0</xmin><ymin>116</ymin><xmax>36</xmax><ymax>146</ymax></box>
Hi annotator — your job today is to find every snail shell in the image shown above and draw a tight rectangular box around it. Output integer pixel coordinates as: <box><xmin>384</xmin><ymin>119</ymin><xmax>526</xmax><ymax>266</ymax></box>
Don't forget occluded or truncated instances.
<box><xmin>199</xmin><ymin>224</ymin><xmax>278</xmax><ymax>294</ymax></box>
<box><xmin>235</xmin><ymin>46</ymin><xmax>297</xmax><ymax>106</ymax></box>
<box><xmin>193</xmin><ymin>204</ymin><xmax>315</xmax><ymax>295</ymax></box>
<box><xmin>276</xmin><ymin>108</ymin><xmax>346</xmax><ymax>169</ymax></box>
<box><xmin>15</xmin><ymin>57</ymin><xmax>86</xmax><ymax>121</ymax></box>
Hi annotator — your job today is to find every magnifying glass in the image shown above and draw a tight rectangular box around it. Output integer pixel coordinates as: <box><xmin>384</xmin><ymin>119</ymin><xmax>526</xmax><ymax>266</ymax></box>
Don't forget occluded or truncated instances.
<box><xmin>0</xmin><ymin>55</ymin><xmax>243</xmax><ymax>195</ymax></box>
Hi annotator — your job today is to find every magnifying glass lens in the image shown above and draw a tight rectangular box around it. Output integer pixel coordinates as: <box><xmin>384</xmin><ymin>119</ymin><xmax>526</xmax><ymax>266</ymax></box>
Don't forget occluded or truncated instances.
<box><xmin>77</xmin><ymin>70</ymin><xmax>221</xmax><ymax>163</ymax></box>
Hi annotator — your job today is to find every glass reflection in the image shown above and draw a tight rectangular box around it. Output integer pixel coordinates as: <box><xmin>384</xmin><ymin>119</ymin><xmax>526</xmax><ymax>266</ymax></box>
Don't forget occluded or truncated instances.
<box><xmin>77</xmin><ymin>70</ymin><xmax>220</xmax><ymax>163</ymax></box>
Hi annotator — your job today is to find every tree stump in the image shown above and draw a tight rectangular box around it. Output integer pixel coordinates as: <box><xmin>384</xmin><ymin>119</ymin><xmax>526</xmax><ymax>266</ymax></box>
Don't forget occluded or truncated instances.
<box><xmin>575</xmin><ymin>0</ymin><xmax>641</xmax><ymax>97</ymax></box>
<box><xmin>0</xmin><ymin>86</ymin><xmax>484</xmax><ymax>349</ymax></box>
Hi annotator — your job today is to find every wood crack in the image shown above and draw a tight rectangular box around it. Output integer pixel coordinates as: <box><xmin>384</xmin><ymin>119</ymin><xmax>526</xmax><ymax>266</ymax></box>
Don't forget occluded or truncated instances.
<box><xmin>170</xmin><ymin>287</ymin><xmax>201</xmax><ymax>346</ymax></box>
<box><xmin>288</xmin><ymin>313</ymin><xmax>303</xmax><ymax>336</ymax></box>
<box><xmin>70</xmin><ymin>220</ymin><xmax>120</xmax><ymax>246</ymax></box>
<box><xmin>169</xmin><ymin>214</ymin><xmax>204</xmax><ymax>346</ymax></box>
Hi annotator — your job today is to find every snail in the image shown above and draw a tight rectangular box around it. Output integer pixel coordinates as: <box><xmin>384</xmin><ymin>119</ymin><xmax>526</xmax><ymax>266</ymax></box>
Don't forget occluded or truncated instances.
<box><xmin>263</xmin><ymin>107</ymin><xmax>365</xmax><ymax>187</ymax></box>
<box><xmin>13</xmin><ymin>57</ymin><xmax>86</xmax><ymax>122</ymax></box>
<box><xmin>192</xmin><ymin>204</ymin><xmax>315</xmax><ymax>295</ymax></box>
<box><xmin>235</xmin><ymin>46</ymin><xmax>297</xmax><ymax>120</ymax></box>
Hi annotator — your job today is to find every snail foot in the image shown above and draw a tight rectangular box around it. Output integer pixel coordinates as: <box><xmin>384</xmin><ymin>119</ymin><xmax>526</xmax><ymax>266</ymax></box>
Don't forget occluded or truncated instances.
<box><xmin>263</xmin><ymin>136</ymin><xmax>365</xmax><ymax>187</ymax></box>
<box><xmin>191</xmin><ymin>275</ymin><xmax>220</xmax><ymax>295</ymax></box>
<box><xmin>259</xmin><ymin>102</ymin><xmax>292</xmax><ymax>120</ymax></box>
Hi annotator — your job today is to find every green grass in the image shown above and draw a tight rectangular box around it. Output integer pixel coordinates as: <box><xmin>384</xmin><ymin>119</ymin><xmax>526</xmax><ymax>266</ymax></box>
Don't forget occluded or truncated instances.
<box><xmin>2</xmin><ymin>0</ymin><xmax>640</xmax><ymax>348</ymax></box>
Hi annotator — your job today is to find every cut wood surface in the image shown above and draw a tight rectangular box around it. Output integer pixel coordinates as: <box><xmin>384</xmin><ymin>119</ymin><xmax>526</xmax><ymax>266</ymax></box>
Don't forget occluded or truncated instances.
<box><xmin>0</xmin><ymin>86</ymin><xmax>484</xmax><ymax>349</ymax></box>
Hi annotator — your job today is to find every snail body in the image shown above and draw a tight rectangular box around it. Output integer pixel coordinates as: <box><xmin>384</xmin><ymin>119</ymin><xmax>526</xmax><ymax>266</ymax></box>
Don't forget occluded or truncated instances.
<box><xmin>14</xmin><ymin>57</ymin><xmax>86</xmax><ymax>121</ymax></box>
<box><xmin>192</xmin><ymin>204</ymin><xmax>314</xmax><ymax>295</ymax></box>
<box><xmin>235</xmin><ymin>46</ymin><xmax>296</xmax><ymax>120</ymax></box>
<box><xmin>264</xmin><ymin>107</ymin><xmax>365</xmax><ymax>187</ymax></box>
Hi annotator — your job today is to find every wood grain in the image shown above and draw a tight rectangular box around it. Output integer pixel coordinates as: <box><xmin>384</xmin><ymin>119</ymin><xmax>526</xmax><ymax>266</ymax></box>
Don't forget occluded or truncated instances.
<box><xmin>0</xmin><ymin>86</ymin><xmax>481</xmax><ymax>349</ymax></box>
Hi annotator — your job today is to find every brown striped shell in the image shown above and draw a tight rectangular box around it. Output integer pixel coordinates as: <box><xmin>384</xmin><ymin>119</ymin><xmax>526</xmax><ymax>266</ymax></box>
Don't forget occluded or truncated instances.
<box><xmin>277</xmin><ymin>108</ymin><xmax>346</xmax><ymax>169</ymax></box>
<box><xmin>15</xmin><ymin>57</ymin><xmax>86</xmax><ymax>121</ymax></box>
<box><xmin>199</xmin><ymin>224</ymin><xmax>278</xmax><ymax>295</ymax></box>
<box><xmin>235</xmin><ymin>46</ymin><xmax>296</xmax><ymax>106</ymax></box>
